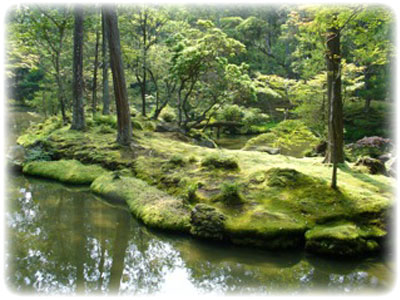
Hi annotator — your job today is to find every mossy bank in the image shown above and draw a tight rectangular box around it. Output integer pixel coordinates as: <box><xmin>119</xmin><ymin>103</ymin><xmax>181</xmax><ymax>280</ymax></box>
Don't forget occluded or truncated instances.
<box><xmin>16</xmin><ymin>116</ymin><xmax>395</xmax><ymax>256</ymax></box>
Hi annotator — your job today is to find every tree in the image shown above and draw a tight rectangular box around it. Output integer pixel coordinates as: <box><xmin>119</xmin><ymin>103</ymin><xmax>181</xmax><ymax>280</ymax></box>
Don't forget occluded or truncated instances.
<box><xmin>169</xmin><ymin>20</ymin><xmax>256</xmax><ymax>131</ymax></box>
<box><xmin>71</xmin><ymin>5</ymin><xmax>85</xmax><ymax>130</ymax></box>
<box><xmin>25</xmin><ymin>6</ymin><xmax>73</xmax><ymax>123</ymax></box>
<box><xmin>121</xmin><ymin>6</ymin><xmax>167</xmax><ymax>117</ymax></box>
<box><xmin>91</xmin><ymin>15</ymin><xmax>100</xmax><ymax>117</ymax></box>
<box><xmin>103</xmin><ymin>5</ymin><xmax>132</xmax><ymax>145</ymax></box>
<box><xmin>101</xmin><ymin>6</ymin><xmax>111</xmax><ymax>115</ymax></box>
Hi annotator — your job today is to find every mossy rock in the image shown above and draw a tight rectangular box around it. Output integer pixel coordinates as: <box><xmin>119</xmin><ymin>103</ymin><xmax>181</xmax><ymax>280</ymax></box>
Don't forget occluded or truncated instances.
<box><xmin>355</xmin><ymin>157</ymin><xmax>387</xmax><ymax>175</ymax></box>
<box><xmin>22</xmin><ymin>160</ymin><xmax>108</xmax><ymax>184</ymax></box>
<box><xmin>266</xmin><ymin>168</ymin><xmax>314</xmax><ymax>188</ymax></box>
<box><xmin>201</xmin><ymin>153</ymin><xmax>239</xmax><ymax>170</ymax></box>
<box><xmin>305</xmin><ymin>221</ymin><xmax>386</xmax><ymax>256</ymax></box>
<box><xmin>90</xmin><ymin>174</ymin><xmax>191</xmax><ymax>232</ymax></box>
<box><xmin>190</xmin><ymin>203</ymin><xmax>226</xmax><ymax>240</ymax></box>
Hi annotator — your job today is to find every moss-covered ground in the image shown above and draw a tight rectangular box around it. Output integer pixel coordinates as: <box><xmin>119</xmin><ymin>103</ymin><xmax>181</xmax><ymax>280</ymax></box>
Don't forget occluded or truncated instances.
<box><xmin>16</xmin><ymin>116</ymin><xmax>395</xmax><ymax>256</ymax></box>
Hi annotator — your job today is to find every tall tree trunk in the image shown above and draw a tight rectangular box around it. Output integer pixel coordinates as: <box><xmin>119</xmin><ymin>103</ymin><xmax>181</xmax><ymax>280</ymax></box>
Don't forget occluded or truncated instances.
<box><xmin>101</xmin><ymin>7</ymin><xmax>110</xmax><ymax>115</ymax></box>
<box><xmin>92</xmin><ymin>25</ymin><xmax>100</xmax><ymax>117</ymax></box>
<box><xmin>140</xmin><ymin>12</ymin><xmax>148</xmax><ymax>117</ymax></box>
<box><xmin>324</xmin><ymin>25</ymin><xmax>344</xmax><ymax>188</ymax></box>
<box><xmin>71</xmin><ymin>5</ymin><xmax>85</xmax><ymax>130</ymax></box>
<box><xmin>104</xmin><ymin>5</ymin><xmax>132</xmax><ymax>145</ymax></box>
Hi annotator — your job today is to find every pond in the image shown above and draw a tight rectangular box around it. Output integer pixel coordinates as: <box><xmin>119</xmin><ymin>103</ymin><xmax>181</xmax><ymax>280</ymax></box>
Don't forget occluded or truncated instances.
<box><xmin>5</xmin><ymin>174</ymin><xmax>394</xmax><ymax>295</ymax></box>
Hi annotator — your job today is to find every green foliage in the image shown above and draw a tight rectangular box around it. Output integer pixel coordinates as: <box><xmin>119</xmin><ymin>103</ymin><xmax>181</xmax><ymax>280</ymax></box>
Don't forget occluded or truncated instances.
<box><xmin>159</xmin><ymin>104</ymin><xmax>177</xmax><ymax>123</ymax></box>
<box><xmin>343</xmin><ymin>101</ymin><xmax>391</xmax><ymax>141</ymax></box>
<box><xmin>24</xmin><ymin>145</ymin><xmax>53</xmax><ymax>163</ymax></box>
<box><xmin>244</xmin><ymin>120</ymin><xmax>319</xmax><ymax>157</ymax></box>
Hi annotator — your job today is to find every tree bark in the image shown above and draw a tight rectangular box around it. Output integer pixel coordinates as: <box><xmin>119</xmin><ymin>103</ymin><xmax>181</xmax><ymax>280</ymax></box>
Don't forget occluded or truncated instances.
<box><xmin>101</xmin><ymin>7</ymin><xmax>110</xmax><ymax>115</ymax></box>
<box><xmin>104</xmin><ymin>5</ymin><xmax>132</xmax><ymax>145</ymax></box>
<box><xmin>71</xmin><ymin>5</ymin><xmax>85</xmax><ymax>130</ymax></box>
<box><xmin>92</xmin><ymin>25</ymin><xmax>100</xmax><ymax>117</ymax></box>
<box><xmin>324</xmin><ymin>25</ymin><xmax>344</xmax><ymax>188</ymax></box>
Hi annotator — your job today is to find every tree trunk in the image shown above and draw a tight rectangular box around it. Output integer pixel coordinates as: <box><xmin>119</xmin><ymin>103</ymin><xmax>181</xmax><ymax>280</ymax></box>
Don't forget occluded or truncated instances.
<box><xmin>324</xmin><ymin>25</ymin><xmax>344</xmax><ymax>188</ymax></box>
<box><xmin>92</xmin><ymin>25</ymin><xmax>100</xmax><ymax>117</ymax></box>
<box><xmin>140</xmin><ymin>12</ymin><xmax>148</xmax><ymax>117</ymax></box>
<box><xmin>104</xmin><ymin>5</ymin><xmax>132</xmax><ymax>145</ymax></box>
<box><xmin>101</xmin><ymin>7</ymin><xmax>110</xmax><ymax>115</ymax></box>
<box><xmin>363</xmin><ymin>67</ymin><xmax>372</xmax><ymax>113</ymax></box>
<box><xmin>71</xmin><ymin>5</ymin><xmax>85</xmax><ymax>130</ymax></box>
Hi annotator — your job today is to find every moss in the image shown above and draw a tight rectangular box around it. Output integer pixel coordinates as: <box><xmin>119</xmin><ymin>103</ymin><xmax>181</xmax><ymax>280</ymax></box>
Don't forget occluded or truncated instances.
<box><xmin>190</xmin><ymin>203</ymin><xmax>226</xmax><ymax>240</ymax></box>
<box><xmin>266</xmin><ymin>168</ymin><xmax>314</xmax><ymax>187</ymax></box>
<box><xmin>305</xmin><ymin>221</ymin><xmax>386</xmax><ymax>256</ymax></box>
<box><xmin>16</xmin><ymin>116</ymin><xmax>394</xmax><ymax>256</ymax></box>
<box><xmin>90</xmin><ymin>174</ymin><xmax>191</xmax><ymax>232</ymax></box>
<box><xmin>201</xmin><ymin>152</ymin><xmax>239</xmax><ymax>170</ymax></box>
<box><xmin>225</xmin><ymin>208</ymin><xmax>307</xmax><ymax>249</ymax></box>
<box><xmin>213</xmin><ymin>182</ymin><xmax>244</xmax><ymax>205</ymax></box>
<box><xmin>22</xmin><ymin>160</ymin><xmax>108</xmax><ymax>184</ymax></box>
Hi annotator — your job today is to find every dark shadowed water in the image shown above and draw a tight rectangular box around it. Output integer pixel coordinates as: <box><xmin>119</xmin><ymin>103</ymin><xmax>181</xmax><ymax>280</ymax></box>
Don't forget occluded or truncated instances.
<box><xmin>5</xmin><ymin>174</ymin><xmax>394</xmax><ymax>295</ymax></box>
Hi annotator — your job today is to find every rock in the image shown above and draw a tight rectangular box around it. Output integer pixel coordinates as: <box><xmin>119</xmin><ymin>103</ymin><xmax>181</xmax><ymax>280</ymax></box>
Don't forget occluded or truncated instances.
<box><xmin>355</xmin><ymin>157</ymin><xmax>387</xmax><ymax>175</ymax></box>
<box><xmin>378</xmin><ymin>153</ymin><xmax>392</xmax><ymax>163</ymax></box>
<box><xmin>155</xmin><ymin>122</ymin><xmax>184</xmax><ymax>134</ymax></box>
<box><xmin>6</xmin><ymin>145</ymin><xmax>26</xmax><ymax>172</ymax></box>
<box><xmin>190</xmin><ymin>203</ymin><xmax>226</xmax><ymax>240</ymax></box>
<box><xmin>194</xmin><ymin>138</ymin><xmax>217</xmax><ymax>148</ymax></box>
<box><xmin>315</xmin><ymin>141</ymin><xmax>327</xmax><ymax>154</ymax></box>
<box><xmin>387</xmin><ymin>157</ymin><xmax>396</xmax><ymax>177</ymax></box>
<box><xmin>244</xmin><ymin>145</ymin><xmax>280</xmax><ymax>155</ymax></box>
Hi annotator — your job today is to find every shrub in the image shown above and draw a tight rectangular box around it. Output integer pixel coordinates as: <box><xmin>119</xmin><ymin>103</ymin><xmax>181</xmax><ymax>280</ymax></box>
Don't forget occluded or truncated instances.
<box><xmin>243</xmin><ymin>120</ymin><xmax>319</xmax><ymax>158</ymax></box>
<box><xmin>159</xmin><ymin>105</ymin><xmax>177</xmax><ymax>123</ymax></box>
<box><xmin>25</xmin><ymin>145</ymin><xmax>53</xmax><ymax>163</ymax></box>
<box><xmin>201</xmin><ymin>152</ymin><xmax>239</xmax><ymax>170</ymax></box>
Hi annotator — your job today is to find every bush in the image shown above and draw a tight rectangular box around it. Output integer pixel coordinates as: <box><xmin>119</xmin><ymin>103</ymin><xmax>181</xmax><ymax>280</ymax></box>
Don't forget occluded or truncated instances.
<box><xmin>25</xmin><ymin>145</ymin><xmax>53</xmax><ymax>163</ymax></box>
<box><xmin>159</xmin><ymin>105</ymin><xmax>177</xmax><ymax>123</ymax></box>
<box><xmin>243</xmin><ymin>120</ymin><xmax>319</xmax><ymax>158</ymax></box>
<box><xmin>201</xmin><ymin>152</ymin><xmax>239</xmax><ymax>170</ymax></box>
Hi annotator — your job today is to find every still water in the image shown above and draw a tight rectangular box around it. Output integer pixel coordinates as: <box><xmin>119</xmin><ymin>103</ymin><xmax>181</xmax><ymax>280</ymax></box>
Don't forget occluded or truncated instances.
<box><xmin>6</xmin><ymin>174</ymin><xmax>394</xmax><ymax>295</ymax></box>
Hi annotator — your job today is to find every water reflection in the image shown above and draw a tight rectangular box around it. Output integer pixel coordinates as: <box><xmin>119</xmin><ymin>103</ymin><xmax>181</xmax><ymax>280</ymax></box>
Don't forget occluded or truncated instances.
<box><xmin>6</xmin><ymin>175</ymin><xmax>393</xmax><ymax>295</ymax></box>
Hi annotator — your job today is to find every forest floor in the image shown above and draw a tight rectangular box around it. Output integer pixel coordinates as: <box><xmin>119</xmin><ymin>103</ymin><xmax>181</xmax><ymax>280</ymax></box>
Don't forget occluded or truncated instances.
<box><xmin>14</xmin><ymin>115</ymin><xmax>395</xmax><ymax>257</ymax></box>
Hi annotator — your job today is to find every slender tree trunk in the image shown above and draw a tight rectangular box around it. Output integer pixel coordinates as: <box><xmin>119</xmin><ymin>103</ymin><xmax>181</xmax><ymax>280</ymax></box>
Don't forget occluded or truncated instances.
<box><xmin>55</xmin><ymin>63</ymin><xmax>67</xmax><ymax>124</ymax></box>
<box><xmin>71</xmin><ymin>5</ymin><xmax>85</xmax><ymax>130</ymax></box>
<box><xmin>363</xmin><ymin>67</ymin><xmax>372</xmax><ymax>113</ymax></box>
<box><xmin>324</xmin><ymin>25</ymin><xmax>344</xmax><ymax>188</ymax></box>
<box><xmin>101</xmin><ymin>8</ymin><xmax>110</xmax><ymax>115</ymax></box>
<box><xmin>92</xmin><ymin>25</ymin><xmax>100</xmax><ymax>117</ymax></box>
<box><xmin>104</xmin><ymin>5</ymin><xmax>132</xmax><ymax>145</ymax></box>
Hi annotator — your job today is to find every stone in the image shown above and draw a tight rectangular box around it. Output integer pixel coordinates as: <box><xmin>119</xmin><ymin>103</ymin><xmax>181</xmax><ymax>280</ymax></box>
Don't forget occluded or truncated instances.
<box><xmin>190</xmin><ymin>203</ymin><xmax>226</xmax><ymax>240</ymax></box>
<box><xmin>7</xmin><ymin>145</ymin><xmax>26</xmax><ymax>172</ymax></box>
<box><xmin>355</xmin><ymin>157</ymin><xmax>387</xmax><ymax>175</ymax></box>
